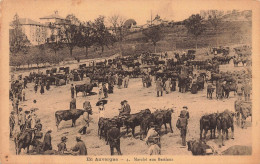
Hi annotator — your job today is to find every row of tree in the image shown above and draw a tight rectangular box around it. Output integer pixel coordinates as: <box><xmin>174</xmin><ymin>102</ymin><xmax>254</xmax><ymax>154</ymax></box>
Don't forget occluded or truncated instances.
<box><xmin>10</xmin><ymin>11</ymin><xmax>224</xmax><ymax>67</ymax></box>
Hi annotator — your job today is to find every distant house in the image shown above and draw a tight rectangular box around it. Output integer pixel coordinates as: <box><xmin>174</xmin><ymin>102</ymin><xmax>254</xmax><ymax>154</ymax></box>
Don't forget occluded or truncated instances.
<box><xmin>10</xmin><ymin>18</ymin><xmax>47</xmax><ymax>45</ymax></box>
<box><xmin>10</xmin><ymin>11</ymin><xmax>67</xmax><ymax>45</ymax></box>
<box><xmin>146</xmin><ymin>14</ymin><xmax>169</xmax><ymax>27</ymax></box>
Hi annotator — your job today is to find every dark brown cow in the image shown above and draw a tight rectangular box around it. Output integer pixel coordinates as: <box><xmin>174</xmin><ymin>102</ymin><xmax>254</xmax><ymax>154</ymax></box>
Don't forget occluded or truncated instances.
<box><xmin>200</xmin><ymin>113</ymin><xmax>218</xmax><ymax>140</ymax></box>
<box><xmin>55</xmin><ymin>109</ymin><xmax>85</xmax><ymax>130</ymax></box>
<box><xmin>153</xmin><ymin>108</ymin><xmax>174</xmax><ymax>134</ymax></box>
<box><xmin>187</xmin><ymin>140</ymin><xmax>213</xmax><ymax>155</ymax></box>
<box><xmin>75</xmin><ymin>83</ymin><xmax>94</xmax><ymax>97</ymax></box>
<box><xmin>123</xmin><ymin>109</ymin><xmax>151</xmax><ymax>137</ymax></box>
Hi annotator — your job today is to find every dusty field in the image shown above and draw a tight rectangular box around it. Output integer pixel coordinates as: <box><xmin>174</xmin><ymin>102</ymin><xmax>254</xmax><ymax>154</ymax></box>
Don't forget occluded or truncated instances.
<box><xmin>9</xmin><ymin>59</ymin><xmax>252</xmax><ymax>155</ymax></box>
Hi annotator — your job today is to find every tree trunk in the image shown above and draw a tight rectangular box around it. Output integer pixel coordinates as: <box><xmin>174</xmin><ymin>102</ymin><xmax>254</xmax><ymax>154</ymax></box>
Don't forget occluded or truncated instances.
<box><xmin>85</xmin><ymin>46</ymin><xmax>88</xmax><ymax>57</ymax></box>
<box><xmin>101</xmin><ymin>46</ymin><xmax>104</xmax><ymax>53</ymax></box>
<box><xmin>154</xmin><ymin>44</ymin><xmax>156</xmax><ymax>53</ymax></box>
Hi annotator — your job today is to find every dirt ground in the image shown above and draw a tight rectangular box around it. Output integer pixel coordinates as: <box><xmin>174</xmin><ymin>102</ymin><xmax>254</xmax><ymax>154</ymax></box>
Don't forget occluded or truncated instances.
<box><xmin>9</xmin><ymin>49</ymin><xmax>252</xmax><ymax>156</ymax></box>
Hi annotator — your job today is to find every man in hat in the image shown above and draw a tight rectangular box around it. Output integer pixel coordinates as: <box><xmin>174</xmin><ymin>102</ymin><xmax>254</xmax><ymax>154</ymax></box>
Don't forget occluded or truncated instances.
<box><xmin>71</xmin><ymin>135</ymin><xmax>87</xmax><ymax>155</ymax></box>
<box><xmin>18</xmin><ymin>108</ymin><xmax>26</xmax><ymax>132</ymax></box>
<box><xmin>32</xmin><ymin>124</ymin><xmax>43</xmax><ymax>154</ymax></box>
<box><xmin>107</xmin><ymin>120</ymin><xmax>122</xmax><ymax>155</ymax></box>
<box><xmin>181</xmin><ymin>106</ymin><xmax>190</xmax><ymax>120</ymax></box>
<box><xmin>43</xmin><ymin>128</ymin><xmax>53</xmax><ymax>151</ymax></box>
<box><xmin>70</xmin><ymin>98</ymin><xmax>77</xmax><ymax>110</ymax></box>
<box><xmin>98</xmin><ymin>101</ymin><xmax>105</xmax><ymax>121</ymax></box>
<box><xmin>119</xmin><ymin>100</ymin><xmax>131</xmax><ymax>117</ymax></box>
<box><xmin>9</xmin><ymin>111</ymin><xmax>15</xmax><ymax>138</ymax></box>
<box><xmin>176</xmin><ymin>111</ymin><xmax>188</xmax><ymax>146</ymax></box>
<box><xmin>207</xmin><ymin>82</ymin><xmax>214</xmax><ymax>99</ymax></box>
<box><xmin>79</xmin><ymin>103</ymin><xmax>91</xmax><ymax>134</ymax></box>
<box><xmin>148</xmin><ymin>140</ymin><xmax>161</xmax><ymax>155</ymax></box>
<box><xmin>57</xmin><ymin>136</ymin><xmax>68</xmax><ymax>154</ymax></box>
<box><xmin>156</xmin><ymin>77</ymin><xmax>163</xmax><ymax>97</ymax></box>
<box><xmin>71</xmin><ymin>84</ymin><xmax>75</xmax><ymax>98</ymax></box>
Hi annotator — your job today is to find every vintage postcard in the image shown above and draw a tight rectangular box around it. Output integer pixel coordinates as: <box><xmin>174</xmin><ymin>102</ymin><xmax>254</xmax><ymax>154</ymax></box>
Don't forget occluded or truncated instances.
<box><xmin>0</xmin><ymin>0</ymin><xmax>260</xmax><ymax>163</ymax></box>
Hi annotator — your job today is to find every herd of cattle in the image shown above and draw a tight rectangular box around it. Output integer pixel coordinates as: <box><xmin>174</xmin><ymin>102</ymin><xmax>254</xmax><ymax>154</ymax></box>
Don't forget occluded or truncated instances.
<box><xmin>10</xmin><ymin>45</ymin><xmax>252</xmax><ymax>155</ymax></box>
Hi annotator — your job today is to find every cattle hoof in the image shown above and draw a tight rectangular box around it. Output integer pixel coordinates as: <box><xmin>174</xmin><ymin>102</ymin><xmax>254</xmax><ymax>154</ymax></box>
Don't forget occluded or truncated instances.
<box><xmin>219</xmin><ymin>145</ymin><xmax>222</xmax><ymax>148</ymax></box>
<box><xmin>231</xmin><ymin>137</ymin><xmax>234</xmax><ymax>140</ymax></box>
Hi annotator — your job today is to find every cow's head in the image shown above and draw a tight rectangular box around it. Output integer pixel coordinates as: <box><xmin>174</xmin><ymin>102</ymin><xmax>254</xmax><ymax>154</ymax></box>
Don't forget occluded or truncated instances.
<box><xmin>187</xmin><ymin>140</ymin><xmax>194</xmax><ymax>151</ymax></box>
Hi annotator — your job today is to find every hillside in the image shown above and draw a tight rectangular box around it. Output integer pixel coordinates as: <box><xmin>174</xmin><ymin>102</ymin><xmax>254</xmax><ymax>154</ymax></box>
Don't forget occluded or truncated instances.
<box><xmin>10</xmin><ymin>10</ymin><xmax>252</xmax><ymax>67</ymax></box>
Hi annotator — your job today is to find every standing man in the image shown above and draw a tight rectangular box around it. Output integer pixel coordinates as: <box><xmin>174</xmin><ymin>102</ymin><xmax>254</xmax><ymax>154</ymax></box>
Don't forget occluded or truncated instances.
<box><xmin>156</xmin><ymin>77</ymin><xmax>163</xmax><ymax>97</ymax></box>
<box><xmin>118</xmin><ymin>75</ymin><xmax>123</xmax><ymax>89</ymax></box>
<box><xmin>79</xmin><ymin>102</ymin><xmax>91</xmax><ymax>135</ymax></box>
<box><xmin>40</xmin><ymin>82</ymin><xmax>45</xmax><ymax>94</ymax></box>
<box><xmin>43</xmin><ymin>128</ymin><xmax>53</xmax><ymax>151</ymax></box>
<box><xmin>22</xmin><ymin>87</ymin><xmax>25</xmax><ymax>101</ymax></box>
<box><xmin>71</xmin><ymin>84</ymin><xmax>75</xmax><ymax>98</ymax></box>
<box><xmin>9</xmin><ymin>111</ymin><xmax>15</xmax><ymax>138</ymax></box>
<box><xmin>18</xmin><ymin>108</ymin><xmax>26</xmax><ymax>132</ymax></box>
<box><xmin>236</xmin><ymin>81</ymin><xmax>243</xmax><ymax>99</ymax></box>
<box><xmin>243</xmin><ymin>82</ymin><xmax>251</xmax><ymax>101</ymax></box>
<box><xmin>70</xmin><ymin>98</ymin><xmax>77</xmax><ymax>110</ymax></box>
<box><xmin>71</xmin><ymin>135</ymin><xmax>87</xmax><ymax>155</ymax></box>
<box><xmin>176</xmin><ymin>111</ymin><xmax>188</xmax><ymax>147</ymax></box>
<box><xmin>164</xmin><ymin>78</ymin><xmax>171</xmax><ymax>94</ymax></box>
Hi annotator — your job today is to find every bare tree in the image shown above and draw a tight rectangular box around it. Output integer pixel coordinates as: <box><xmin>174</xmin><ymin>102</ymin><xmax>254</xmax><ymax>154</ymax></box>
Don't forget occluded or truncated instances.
<box><xmin>108</xmin><ymin>14</ymin><xmax>126</xmax><ymax>55</ymax></box>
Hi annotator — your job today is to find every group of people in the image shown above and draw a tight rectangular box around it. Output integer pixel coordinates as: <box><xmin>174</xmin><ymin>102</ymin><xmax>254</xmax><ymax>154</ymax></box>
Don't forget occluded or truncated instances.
<box><xmin>155</xmin><ymin>77</ymin><xmax>177</xmax><ymax>97</ymax></box>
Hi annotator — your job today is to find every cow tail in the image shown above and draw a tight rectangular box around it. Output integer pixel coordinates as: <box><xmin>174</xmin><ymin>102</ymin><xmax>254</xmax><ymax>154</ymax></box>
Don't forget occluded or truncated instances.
<box><xmin>55</xmin><ymin>112</ymin><xmax>59</xmax><ymax>130</ymax></box>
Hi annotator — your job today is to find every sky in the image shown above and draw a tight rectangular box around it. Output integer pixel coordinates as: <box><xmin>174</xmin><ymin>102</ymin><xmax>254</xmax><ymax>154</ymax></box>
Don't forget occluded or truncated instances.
<box><xmin>2</xmin><ymin>0</ymin><xmax>252</xmax><ymax>26</ymax></box>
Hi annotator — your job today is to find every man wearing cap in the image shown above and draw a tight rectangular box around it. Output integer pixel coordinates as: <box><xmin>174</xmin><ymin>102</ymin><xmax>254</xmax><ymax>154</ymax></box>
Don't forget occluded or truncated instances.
<box><xmin>71</xmin><ymin>135</ymin><xmax>87</xmax><ymax>155</ymax></box>
<box><xmin>176</xmin><ymin>110</ymin><xmax>188</xmax><ymax>146</ymax></box>
<box><xmin>9</xmin><ymin>111</ymin><xmax>15</xmax><ymax>138</ymax></box>
<box><xmin>57</xmin><ymin>136</ymin><xmax>68</xmax><ymax>154</ymax></box>
<box><xmin>119</xmin><ymin>100</ymin><xmax>131</xmax><ymax>117</ymax></box>
<box><xmin>43</xmin><ymin>128</ymin><xmax>53</xmax><ymax>151</ymax></box>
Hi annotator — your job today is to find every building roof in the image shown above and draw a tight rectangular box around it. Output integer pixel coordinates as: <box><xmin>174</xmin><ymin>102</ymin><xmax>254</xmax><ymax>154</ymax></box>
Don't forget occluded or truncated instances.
<box><xmin>40</xmin><ymin>13</ymin><xmax>65</xmax><ymax>20</ymax></box>
<box><xmin>14</xmin><ymin>18</ymin><xmax>42</xmax><ymax>26</ymax></box>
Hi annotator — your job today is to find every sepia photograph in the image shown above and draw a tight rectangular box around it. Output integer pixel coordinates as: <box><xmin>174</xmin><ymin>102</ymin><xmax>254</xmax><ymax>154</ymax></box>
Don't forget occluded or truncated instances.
<box><xmin>0</xmin><ymin>0</ymin><xmax>260</xmax><ymax>163</ymax></box>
